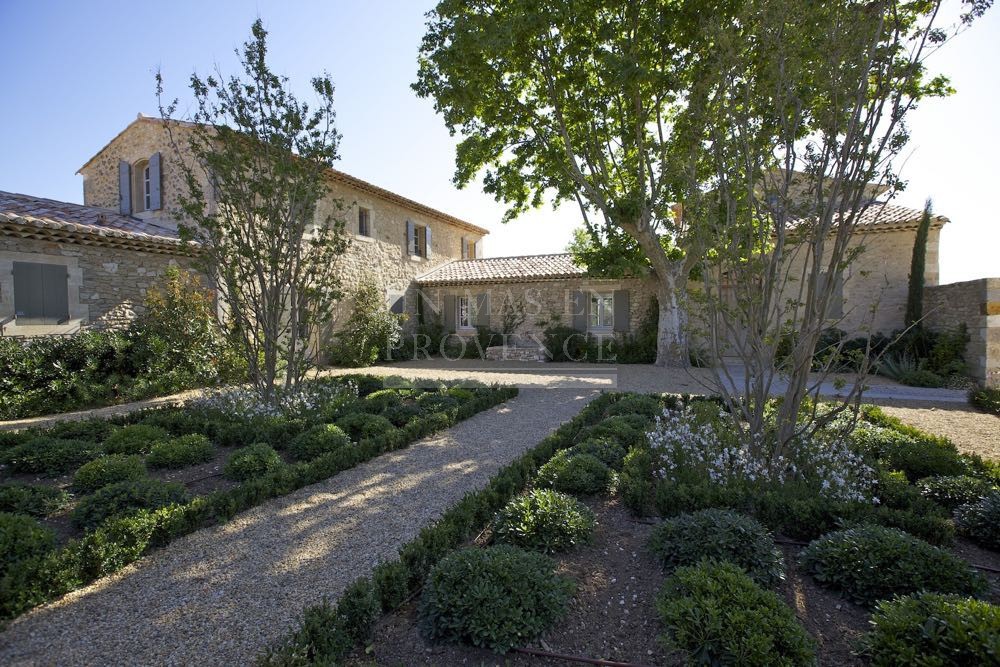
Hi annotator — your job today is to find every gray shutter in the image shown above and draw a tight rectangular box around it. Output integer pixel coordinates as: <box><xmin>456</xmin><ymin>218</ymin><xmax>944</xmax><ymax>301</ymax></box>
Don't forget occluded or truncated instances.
<box><xmin>475</xmin><ymin>292</ymin><xmax>490</xmax><ymax>327</ymax></box>
<box><xmin>461</xmin><ymin>236</ymin><xmax>468</xmax><ymax>259</ymax></box>
<box><xmin>443</xmin><ymin>294</ymin><xmax>457</xmax><ymax>333</ymax></box>
<box><xmin>474</xmin><ymin>238</ymin><xmax>482</xmax><ymax>259</ymax></box>
<box><xmin>613</xmin><ymin>289</ymin><xmax>630</xmax><ymax>332</ymax></box>
<box><xmin>12</xmin><ymin>262</ymin><xmax>43</xmax><ymax>322</ymax></box>
<box><xmin>42</xmin><ymin>264</ymin><xmax>69</xmax><ymax>323</ymax></box>
<box><xmin>119</xmin><ymin>160</ymin><xmax>131</xmax><ymax>214</ymax></box>
<box><xmin>406</xmin><ymin>220</ymin><xmax>415</xmax><ymax>255</ymax></box>
<box><xmin>571</xmin><ymin>290</ymin><xmax>588</xmax><ymax>332</ymax></box>
<box><xmin>424</xmin><ymin>225</ymin><xmax>432</xmax><ymax>258</ymax></box>
<box><xmin>148</xmin><ymin>152</ymin><xmax>162</xmax><ymax>210</ymax></box>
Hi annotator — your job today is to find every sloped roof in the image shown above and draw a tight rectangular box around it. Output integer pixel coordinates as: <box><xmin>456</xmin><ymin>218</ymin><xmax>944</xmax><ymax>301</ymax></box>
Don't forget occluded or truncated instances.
<box><xmin>0</xmin><ymin>191</ymin><xmax>186</xmax><ymax>254</ymax></box>
<box><xmin>849</xmin><ymin>201</ymin><xmax>948</xmax><ymax>228</ymax></box>
<box><xmin>417</xmin><ymin>253</ymin><xmax>586</xmax><ymax>286</ymax></box>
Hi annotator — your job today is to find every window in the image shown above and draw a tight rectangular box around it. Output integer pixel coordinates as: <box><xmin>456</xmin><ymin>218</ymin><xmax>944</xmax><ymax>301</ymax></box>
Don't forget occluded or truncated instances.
<box><xmin>457</xmin><ymin>296</ymin><xmax>473</xmax><ymax>329</ymax></box>
<box><xmin>358</xmin><ymin>207</ymin><xmax>371</xmax><ymax>237</ymax></box>
<box><xmin>131</xmin><ymin>159</ymin><xmax>150</xmax><ymax>213</ymax></box>
<box><xmin>461</xmin><ymin>237</ymin><xmax>478</xmax><ymax>259</ymax></box>
<box><xmin>406</xmin><ymin>221</ymin><xmax>430</xmax><ymax>258</ymax></box>
<box><xmin>589</xmin><ymin>293</ymin><xmax>613</xmax><ymax>329</ymax></box>
<box><xmin>12</xmin><ymin>261</ymin><xmax>69</xmax><ymax>324</ymax></box>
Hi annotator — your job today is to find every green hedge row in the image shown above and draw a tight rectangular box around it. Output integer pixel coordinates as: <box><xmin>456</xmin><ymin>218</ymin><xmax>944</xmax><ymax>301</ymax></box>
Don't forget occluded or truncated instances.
<box><xmin>258</xmin><ymin>392</ymin><xmax>619</xmax><ymax>665</ymax></box>
<box><xmin>0</xmin><ymin>385</ymin><xmax>517</xmax><ymax>622</ymax></box>
<box><xmin>969</xmin><ymin>387</ymin><xmax>1000</xmax><ymax>416</ymax></box>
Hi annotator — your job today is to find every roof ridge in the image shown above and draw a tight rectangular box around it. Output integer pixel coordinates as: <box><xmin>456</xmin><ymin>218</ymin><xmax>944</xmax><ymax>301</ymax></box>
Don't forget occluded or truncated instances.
<box><xmin>455</xmin><ymin>252</ymin><xmax>573</xmax><ymax>262</ymax></box>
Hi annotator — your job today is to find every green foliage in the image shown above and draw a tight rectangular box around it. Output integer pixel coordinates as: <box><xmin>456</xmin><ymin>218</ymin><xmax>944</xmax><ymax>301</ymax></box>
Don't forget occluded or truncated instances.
<box><xmin>103</xmin><ymin>424</ymin><xmax>170</xmax><ymax>456</ymax></box>
<box><xmin>541</xmin><ymin>325</ymin><xmax>589</xmax><ymax>362</ymax></box>
<box><xmin>620</xmin><ymin>446</ymin><xmax>656</xmax><ymax>514</ymax></box>
<box><xmin>381</xmin><ymin>403</ymin><xmax>422</xmax><ymax>427</ymax></box>
<box><xmin>45</xmin><ymin>419</ymin><xmax>117</xmax><ymax>442</ymax></box>
<box><xmin>415</xmin><ymin>392</ymin><xmax>460</xmax><ymax>414</ymax></box>
<box><xmin>918</xmin><ymin>475</ymin><xmax>995</xmax><ymax>511</ymax></box>
<box><xmin>904</xmin><ymin>201</ymin><xmax>933</xmax><ymax>327</ymax></box>
<box><xmin>648</xmin><ymin>509</ymin><xmax>784</xmax><ymax>588</ymax></box>
<box><xmin>372</xmin><ymin>560</ymin><xmax>410</xmax><ymax>612</ymax></box>
<box><xmin>72</xmin><ymin>479</ymin><xmax>190</xmax><ymax>530</ymax></box>
<box><xmin>330</xmin><ymin>278</ymin><xmax>402</xmax><ymax>367</ymax></box>
<box><xmin>568</xmin><ymin>437</ymin><xmax>626</xmax><ymax>470</ymax></box>
<box><xmin>969</xmin><ymin>386</ymin><xmax>1000</xmax><ymax>415</ymax></box>
<box><xmin>335</xmin><ymin>413</ymin><xmax>395</xmax><ymax>442</ymax></box>
<box><xmin>656</xmin><ymin>560</ymin><xmax>815</xmax><ymax>666</ymax></box>
<box><xmin>288</xmin><ymin>424</ymin><xmax>351</xmax><ymax>462</ymax></box>
<box><xmin>852</xmin><ymin>423</ymin><xmax>968</xmax><ymax>481</ymax></box>
<box><xmin>955</xmin><ymin>491</ymin><xmax>1000</xmax><ymax>550</ymax></box>
<box><xmin>146</xmin><ymin>434</ymin><xmax>215</xmax><ymax>469</ymax></box>
<box><xmin>1</xmin><ymin>437</ymin><xmax>103</xmax><ymax>475</ymax></box>
<box><xmin>864</xmin><ymin>593</ymin><xmax>1000</xmax><ymax>666</ymax></box>
<box><xmin>799</xmin><ymin>525</ymin><xmax>986</xmax><ymax>608</ymax></box>
<box><xmin>605</xmin><ymin>394</ymin><xmax>663</xmax><ymax>419</ymax></box>
<box><xmin>0</xmin><ymin>513</ymin><xmax>55</xmax><ymax>578</ymax></box>
<box><xmin>73</xmin><ymin>455</ymin><xmax>147</xmax><ymax>493</ymax></box>
<box><xmin>224</xmin><ymin>443</ymin><xmax>284</xmax><ymax>482</ymax></box>
<box><xmin>536</xmin><ymin>450</ymin><xmax>610</xmax><ymax>495</ymax></box>
<box><xmin>0</xmin><ymin>484</ymin><xmax>69</xmax><ymax>518</ymax></box>
<box><xmin>583</xmin><ymin>414</ymin><xmax>651</xmax><ymax>450</ymax></box>
<box><xmin>898</xmin><ymin>368</ymin><xmax>945</xmax><ymax>388</ymax></box>
<box><xmin>359</xmin><ymin>388</ymin><xmax>403</xmax><ymax>414</ymax></box>
<box><xmin>418</xmin><ymin>545</ymin><xmax>574</xmax><ymax>653</ymax></box>
<box><xmin>492</xmin><ymin>489</ymin><xmax>596</xmax><ymax>553</ymax></box>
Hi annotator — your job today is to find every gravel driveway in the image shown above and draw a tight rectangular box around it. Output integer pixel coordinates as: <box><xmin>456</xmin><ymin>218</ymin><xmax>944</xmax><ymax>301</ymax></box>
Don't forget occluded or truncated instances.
<box><xmin>0</xmin><ymin>389</ymin><xmax>596</xmax><ymax>666</ymax></box>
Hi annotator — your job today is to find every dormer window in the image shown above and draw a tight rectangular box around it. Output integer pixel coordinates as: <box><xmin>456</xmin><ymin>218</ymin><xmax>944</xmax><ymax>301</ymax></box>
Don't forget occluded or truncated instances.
<box><xmin>118</xmin><ymin>153</ymin><xmax>162</xmax><ymax>215</ymax></box>
<box><xmin>132</xmin><ymin>159</ymin><xmax>151</xmax><ymax>213</ymax></box>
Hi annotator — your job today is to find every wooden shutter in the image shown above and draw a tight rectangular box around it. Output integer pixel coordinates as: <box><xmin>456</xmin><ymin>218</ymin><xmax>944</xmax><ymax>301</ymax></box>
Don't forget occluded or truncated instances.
<box><xmin>148</xmin><ymin>152</ymin><xmax>162</xmax><ymax>210</ymax></box>
<box><xmin>119</xmin><ymin>160</ymin><xmax>131</xmax><ymax>214</ymax></box>
<box><xmin>475</xmin><ymin>293</ymin><xmax>490</xmax><ymax>327</ymax></box>
<box><xmin>570</xmin><ymin>290</ymin><xmax>588</xmax><ymax>331</ymax></box>
<box><xmin>613</xmin><ymin>289</ymin><xmax>630</xmax><ymax>332</ymax></box>
<box><xmin>460</xmin><ymin>236</ymin><xmax>468</xmax><ymax>259</ymax></box>
<box><xmin>424</xmin><ymin>225</ymin><xmax>432</xmax><ymax>258</ymax></box>
<box><xmin>406</xmin><ymin>220</ymin><xmax>415</xmax><ymax>255</ymax></box>
<box><xmin>443</xmin><ymin>294</ymin><xmax>457</xmax><ymax>333</ymax></box>
<box><xmin>13</xmin><ymin>262</ymin><xmax>68</xmax><ymax>324</ymax></box>
<box><xmin>474</xmin><ymin>239</ymin><xmax>482</xmax><ymax>259</ymax></box>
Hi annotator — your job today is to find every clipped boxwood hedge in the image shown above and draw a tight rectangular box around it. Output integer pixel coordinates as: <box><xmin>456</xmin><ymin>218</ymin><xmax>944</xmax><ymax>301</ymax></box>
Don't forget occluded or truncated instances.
<box><xmin>146</xmin><ymin>434</ymin><xmax>215</xmax><ymax>469</ymax></box>
<box><xmin>955</xmin><ymin>491</ymin><xmax>1000</xmax><ymax>550</ymax></box>
<box><xmin>224</xmin><ymin>443</ymin><xmax>284</xmax><ymax>482</ymax></box>
<box><xmin>1</xmin><ymin>437</ymin><xmax>103</xmax><ymax>475</ymax></box>
<box><xmin>0</xmin><ymin>483</ymin><xmax>69</xmax><ymax>518</ymax></box>
<box><xmin>492</xmin><ymin>489</ymin><xmax>595</xmax><ymax>553</ymax></box>
<box><xmin>287</xmin><ymin>424</ymin><xmax>351</xmax><ymax>462</ymax></box>
<box><xmin>536</xmin><ymin>450</ymin><xmax>610</xmax><ymax>495</ymax></box>
<box><xmin>0</xmin><ymin>512</ymin><xmax>55</xmax><ymax>578</ymax></box>
<box><xmin>71</xmin><ymin>479</ymin><xmax>190</xmax><ymax>530</ymax></box>
<box><xmin>103</xmin><ymin>424</ymin><xmax>170</xmax><ymax>456</ymax></box>
<box><xmin>918</xmin><ymin>475</ymin><xmax>995</xmax><ymax>511</ymax></box>
<box><xmin>72</xmin><ymin>455</ymin><xmax>147</xmax><ymax>493</ymax></box>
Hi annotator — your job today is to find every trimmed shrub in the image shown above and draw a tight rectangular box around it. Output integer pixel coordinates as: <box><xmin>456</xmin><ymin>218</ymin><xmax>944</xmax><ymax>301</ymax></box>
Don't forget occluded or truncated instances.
<box><xmin>0</xmin><ymin>483</ymin><xmax>69</xmax><ymax>518</ymax></box>
<box><xmin>582</xmin><ymin>415</ymin><xmax>651</xmax><ymax>450</ymax></box>
<box><xmin>0</xmin><ymin>513</ymin><xmax>56</xmax><ymax>577</ymax></box>
<box><xmin>415</xmin><ymin>392</ymin><xmax>460</xmax><ymax>414</ymax></box>
<box><xmin>569</xmin><ymin>438</ymin><xmax>626</xmax><ymax>470</ymax></box>
<box><xmin>864</xmin><ymin>592</ymin><xmax>1000</xmax><ymax>666</ymax></box>
<box><xmin>1</xmin><ymin>437</ymin><xmax>103</xmax><ymax>475</ymax></box>
<box><xmin>73</xmin><ymin>455</ymin><xmax>146</xmax><ymax>493</ymax></box>
<box><xmin>360</xmin><ymin>389</ymin><xmax>404</xmax><ymax>414</ymax></box>
<box><xmin>918</xmin><ymin>475</ymin><xmax>995</xmax><ymax>511</ymax></box>
<box><xmin>224</xmin><ymin>443</ymin><xmax>284</xmax><ymax>482</ymax></box>
<box><xmin>853</xmin><ymin>424</ymin><xmax>967</xmax><ymax>481</ymax></box>
<box><xmin>381</xmin><ymin>403</ymin><xmax>422</xmax><ymax>427</ymax></box>
<box><xmin>970</xmin><ymin>386</ymin><xmax>1000</xmax><ymax>415</ymax></box>
<box><xmin>799</xmin><ymin>525</ymin><xmax>986</xmax><ymax>607</ymax></box>
<box><xmin>955</xmin><ymin>491</ymin><xmax>1000</xmax><ymax>550</ymax></box>
<box><xmin>146</xmin><ymin>434</ymin><xmax>215</xmax><ymax>469</ymax></box>
<box><xmin>620</xmin><ymin>446</ymin><xmax>655</xmax><ymax>514</ymax></box>
<box><xmin>335</xmin><ymin>373</ymin><xmax>384</xmax><ymax>397</ymax></box>
<box><xmin>103</xmin><ymin>424</ymin><xmax>170</xmax><ymax>456</ymax></box>
<box><xmin>492</xmin><ymin>489</ymin><xmax>596</xmax><ymax>553</ymax></box>
<box><xmin>372</xmin><ymin>560</ymin><xmax>410</xmax><ymax>612</ymax></box>
<box><xmin>287</xmin><ymin>424</ymin><xmax>351</xmax><ymax>462</ymax></box>
<box><xmin>649</xmin><ymin>509</ymin><xmax>785</xmax><ymax>588</ymax></box>
<box><xmin>419</xmin><ymin>545</ymin><xmax>574</xmax><ymax>653</ymax></box>
<box><xmin>604</xmin><ymin>394</ymin><xmax>663</xmax><ymax>419</ymax></box>
<box><xmin>44</xmin><ymin>419</ymin><xmax>117</xmax><ymax>443</ymax></box>
<box><xmin>72</xmin><ymin>479</ymin><xmax>189</xmax><ymax>530</ymax></box>
<box><xmin>335</xmin><ymin>413</ymin><xmax>395</xmax><ymax>442</ymax></box>
<box><xmin>898</xmin><ymin>368</ymin><xmax>945</xmax><ymax>388</ymax></box>
<box><xmin>656</xmin><ymin>560</ymin><xmax>815</xmax><ymax>666</ymax></box>
<box><xmin>536</xmin><ymin>451</ymin><xmax>610</xmax><ymax>495</ymax></box>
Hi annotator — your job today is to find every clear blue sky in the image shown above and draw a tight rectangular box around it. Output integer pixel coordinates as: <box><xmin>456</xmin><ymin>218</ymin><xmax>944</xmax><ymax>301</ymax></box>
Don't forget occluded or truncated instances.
<box><xmin>1</xmin><ymin>1</ymin><xmax>996</xmax><ymax>283</ymax></box>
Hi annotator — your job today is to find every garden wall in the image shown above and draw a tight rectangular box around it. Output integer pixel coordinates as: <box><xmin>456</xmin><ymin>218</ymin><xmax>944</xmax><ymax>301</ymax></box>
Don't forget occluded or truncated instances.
<box><xmin>924</xmin><ymin>277</ymin><xmax>1000</xmax><ymax>388</ymax></box>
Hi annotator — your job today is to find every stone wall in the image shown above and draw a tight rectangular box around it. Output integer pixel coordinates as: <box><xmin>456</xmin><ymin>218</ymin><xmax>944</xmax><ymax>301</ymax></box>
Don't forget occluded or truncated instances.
<box><xmin>924</xmin><ymin>278</ymin><xmax>1000</xmax><ymax>388</ymax></box>
<box><xmin>0</xmin><ymin>236</ymin><xmax>192</xmax><ymax>336</ymax></box>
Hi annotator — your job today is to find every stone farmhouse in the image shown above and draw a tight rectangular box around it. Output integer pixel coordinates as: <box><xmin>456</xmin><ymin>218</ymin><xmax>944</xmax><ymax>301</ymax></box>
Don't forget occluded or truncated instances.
<box><xmin>0</xmin><ymin>115</ymin><xmax>996</xmax><ymax>386</ymax></box>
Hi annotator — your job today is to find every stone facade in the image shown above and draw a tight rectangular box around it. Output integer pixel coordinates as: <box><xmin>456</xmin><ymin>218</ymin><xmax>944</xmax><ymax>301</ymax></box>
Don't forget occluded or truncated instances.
<box><xmin>924</xmin><ymin>278</ymin><xmax>1000</xmax><ymax>388</ymax></box>
<box><xmin>0</xmin><ymin>235</ymin><xmax>191</xmax><ymax>336</ymax></box>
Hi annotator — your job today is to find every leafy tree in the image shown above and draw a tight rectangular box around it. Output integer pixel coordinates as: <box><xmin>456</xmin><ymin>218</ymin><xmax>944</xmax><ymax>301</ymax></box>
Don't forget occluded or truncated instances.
<box><xmin>905</xmin><ymin>199</ymin><xmax>934</xmax><ymax>328</ymax></box>
<box><xmin>157</xmin><ymin>19</ymin><xmax>349</xmax><ymax>404</ymax></box>
<box><xmin>330</xmin><ymin>277</ymin><xmax>401</xmax><ymax>367</ymax></box>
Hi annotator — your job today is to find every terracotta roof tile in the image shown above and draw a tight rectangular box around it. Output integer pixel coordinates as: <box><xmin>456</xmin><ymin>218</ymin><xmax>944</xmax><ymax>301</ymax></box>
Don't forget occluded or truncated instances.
<box><xmin>417</xmin><ymin>253</ymin><xmax>586</xmax><ymax>286</ymax></box>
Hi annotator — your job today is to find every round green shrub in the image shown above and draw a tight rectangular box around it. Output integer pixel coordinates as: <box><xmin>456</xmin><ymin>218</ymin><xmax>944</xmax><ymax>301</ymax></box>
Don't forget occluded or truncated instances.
<box><xmin>864</xmin><ymin>592</ymin><xmax>1000</xmax><ymax>666</ymax></box>
<box><xmin>103</xmin><ymin>424</ymin><xmax>170</xmax><ymax>456</ymax></box>
<box><xmin>582</xmin><ymin>414</ymin><xmax>651</xmax><ymax>449</ymax></box>
<box><xmin>799</xmin><ymin>525</ymin><xmax>986</xmax><ymax>608</ymax></box>
<box><xmin>418</xmin><ymin>545</ymin><xmax>574</xmax><ymax>653</ymax></box>
<box><xmin>657</xmin><ymin>560</ymin><xmax>815</xmax><ymax>666</ymax></box>
<box><xmin>44</xmin><ymin>419</ymin><xmax>117</xmax><ymax>443</ymax></box>
<box><xmin>955</xmin><ymin>491</ymin><xmax>1000</xmax><ymax>550</ymax></box>
<box><xmin>1</xmin><ymin>437</ymin><xmax>103</xmax><ymax>475</ymax></box>
<box><xmin>381</xmin><ymin>403</ymin><xmax>422</xmax><ymax>427</ymax></box>
<box><xmin>918</xmin><ymin>475</ymin><xmax>995</xmax><ymax>511</ymax></box>
<box><xmin>445</xmin><ymin>387</ymin><xmax>475</xmax><ymax>401</ymax></box>
<box><xmin>852</xmin><ymin>425</ymin><xmax>967</xmax><ymax>481</ymax></box>
<box><xmin>536</xmin><ymin>451</ymin><xmax>610</xmax><ymax>495</ymax></box>
<box><xmin>335</xmin><ymin>413</ymin><xmax>395</xmax><ymax>442</ymax></box>
<box><xmin>287</xmin><ymin>424</ymin><xmax>351</xmax><ymax>462</ymax></box>
<box><xmin>0</xmin><ymin>483</ymin><xmax>69</xmax><ymax>518</ymax></box>
<box><xmin>360</xmin><ymin>389</ymin><xmax>403</xmax><ymax>414</ymax></box>
<box><xmin>146</xmin><ymin>434</ymin><xmax>215</xmax><ymax>469</ymax></box>
<box><xmin>224</xmin><ymin>443</ymin><xmax>284</xmax><ymax>481</ymax></box>
<box><xmin>73</xmin><ymin>455</ymin><xmax>146</xmax><ymax>493</ymax></box>
<box><xmin>0</xmin><ymin>512</ymin><xmax>56</xmax><ymax>578</ymax></box>
<box><xmin>72</xmin><ymin>478</ymin><xmax>189</xmax><ymax>530</ymax></box>
<box><xmin>649</xmin><ymin>509</ymin><xmax>785</xmax><ymax>588</ymax></box>
<box><xmin>415</xmin><ymin>392</ymin><xmax>460</xmax><ymax>413</ymax></box>
<box><xmin>493</xmin><ymin>489</ymin><xmax>596</xmax><ymax>553</ymax></box>
<box><xmin>604</xmin><ymin>394</ymin><xmax>663</xmax><ymax>419</ymax></box>
<box><xmin>569</xmin><ymin>437</ymin><xmax>627</xmax><ymax>470</ymax></box>
<box><xmin>898</xmin><ymin>369</ymin><xmax>945</xmax><ymax>388</ymax></box>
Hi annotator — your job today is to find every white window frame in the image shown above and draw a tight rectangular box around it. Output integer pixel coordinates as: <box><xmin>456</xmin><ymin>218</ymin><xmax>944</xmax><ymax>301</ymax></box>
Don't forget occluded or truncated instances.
<box><xmin>132</xmin><ymin>159</ymin><xmax>150</xmax><ymax>213</ymax></box>
<box><xmin>589</xmin><ymin>292</ymin><xmax>614</xmax><ymax>331</ymax></box>
<box><xmin>457</xmin><ymin>295</ymin><xmax>474</xmax><ymax>330</ymax></box>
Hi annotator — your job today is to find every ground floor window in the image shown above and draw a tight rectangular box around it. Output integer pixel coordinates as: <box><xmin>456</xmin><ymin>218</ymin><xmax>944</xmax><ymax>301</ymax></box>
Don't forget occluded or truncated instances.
<box><xmin>457</xmin><ymin>295</ymin><xmax>473</xmax><ymax>330</ymax></box>
<box><xmin>589</xmin><ymin>292</ymin><xmax>613</xmax><ymax>330</ymax></box>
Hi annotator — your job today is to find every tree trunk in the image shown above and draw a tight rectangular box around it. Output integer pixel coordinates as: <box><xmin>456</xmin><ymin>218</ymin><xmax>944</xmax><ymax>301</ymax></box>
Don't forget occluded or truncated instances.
<box><xmin>653</xmin><ymin>269</ymin><xmax>689</xmax><ymax>367</ymax></box>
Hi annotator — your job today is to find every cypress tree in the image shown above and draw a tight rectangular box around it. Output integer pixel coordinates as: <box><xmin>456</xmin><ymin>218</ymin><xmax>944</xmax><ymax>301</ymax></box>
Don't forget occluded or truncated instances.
<box><xmin>905</xmin><ymin>199</ymin><xmax>933</xmax><ymax>327</ymax></box>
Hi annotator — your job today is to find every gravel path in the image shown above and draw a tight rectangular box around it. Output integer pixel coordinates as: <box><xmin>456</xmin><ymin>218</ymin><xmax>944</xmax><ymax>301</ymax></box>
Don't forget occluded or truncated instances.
<box><xmin>0</xmin><ymin>389</ymin><xmax>596</xmax><ymax>666</ymax></box>
<box><xmin>877</xmin><ymin>400</ymin><xmax>1000</xmax><ymax>462</ymax></box>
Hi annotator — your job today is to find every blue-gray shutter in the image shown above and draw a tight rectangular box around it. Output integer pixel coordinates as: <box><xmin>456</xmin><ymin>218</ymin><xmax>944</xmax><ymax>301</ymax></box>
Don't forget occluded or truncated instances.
<box><xmin>474</xmin><ymin>238</ymin><xmax>482</xmax><ymax>259</ymax></box>
<box><xmin>42</xmin><ymin>264</ymin><xmax>69</xmax><ymax>323</ymax></box>
<box><xmin>119</xmin><ymin>160</ymin><xmax>131</xmax><ymax>214</ymax></box>
<box><xmin>443</xmin><ymin>294</ymin><xmax>457</xmax><ymax>333</ymax></box>
<box><xmin>570</xmin><ymin>290</ymin><xmax>588</xmax><ymax>332</ymax></box>
<box><xmin>148</xmin><ymin>152</ymin><xmax>162</xmax><ymax>210</ymax></box>
<box><xmin>613</xmin><ymin>289</ymin><xmax>630</xmax><ymax>332</ymax></box>
<box><xmin>424</xmin><ymin>225</ymin><xmax>432</xmax><ymax>258</ymax></box>
<box><xmin>13</xmin><ymin>262</ymin><xmax>68</xmax><ymax>324</ymax></box>
<box><xmin>406</xmin><ymin>220</ymin><xmax>415</xmax><ymax>255</ymax></box>
<box><xmin>475</xmin><ymin>292</ymin><xmax>490</xmax><ymax>327</ymax></box>
<box><xmin>461</xmin><ymin>236</ymin><xmax>468</xmax><ymax>259</ymax></box>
